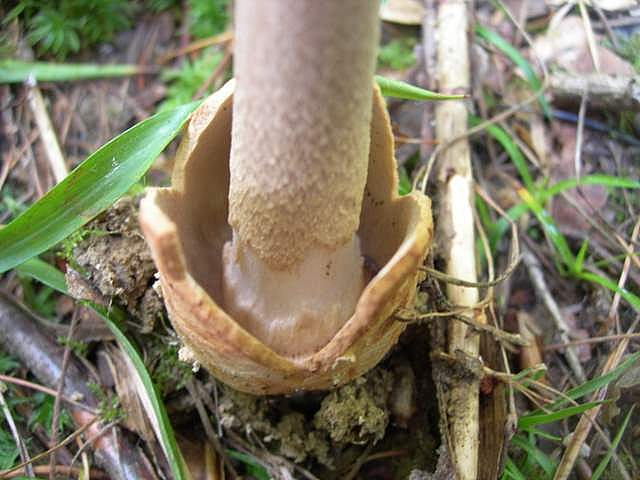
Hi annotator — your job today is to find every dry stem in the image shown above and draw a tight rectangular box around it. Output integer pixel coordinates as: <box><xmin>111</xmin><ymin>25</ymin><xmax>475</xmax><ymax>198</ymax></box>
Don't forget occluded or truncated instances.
<box><xmin>0</xmin><ymin>292</ymin><xmax>156</xmax><ymax>480</ymax></box>
<box><xmin>521</xmin><ymin>248</ymin><xmax>587</xmax><ymax>383</ymax></box>
<box><xmin>26</xmin><ymin>84</ymin><xmax>68</xmax><ymax>184</ymax></box>
<box><xmin>433</xmin><ymin>1</ymin><xmax>481</xmax><ymax>478</ymax></box>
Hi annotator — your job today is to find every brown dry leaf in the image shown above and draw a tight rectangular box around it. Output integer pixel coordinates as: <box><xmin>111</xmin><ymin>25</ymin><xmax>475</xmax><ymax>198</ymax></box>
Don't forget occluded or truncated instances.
<box><xmin>503</xmin><ymin>0</ymin><xmax>549</xmax><ymax>19</ymax></box>
<box><xmin>529</xmin><ymin>116</ymin><xmax>551</xmax><ymax>175</ymax></box>
<box><xmin>533</xmin><ymin>15</ymin><xmax>634</xmax><ymax>75</ymax></box>
<box><xmin>517</xmin><ymin>312</ymin><xmax>546</xmax><ymax>378</ymax></box>
<box><xmin>179</xmin><ymin>438</ymin><xmax>222</xmax><ymax>480</ymax></box>
<box><xmin>102</xmin><ymin>345</ymin><xmax>156</xmax><ymax>444</ymax></box>
<box><xmin>380</xmin><ymin>0</ymin><xmax>424</xmax><ymax>25</ymax></box>
<box><xmin>549</xmin><ymin>124</ymin><xmax>608</xmax><ymax>236</ymax></box>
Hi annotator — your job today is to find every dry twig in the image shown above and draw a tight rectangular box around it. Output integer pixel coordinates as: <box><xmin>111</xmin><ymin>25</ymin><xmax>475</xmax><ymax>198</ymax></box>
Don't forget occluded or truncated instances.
<box><xmin>0</xmin><ymin>384</ymin><xmax>34</xmax><ymax>478</ymax></box>
<box><xmin>0</xmin><ymin>292</ymin><xmax>156</xmax><ymax>480</ymax></box>
<box><xmin>522</xmin><ymin>247</ymin><xmax>587</xmax><ymax>382</ymax></box>
<box><xmin>25</xmin><ymin>82</ymin><xmax>68</xmax><ymax>184</ymax></box>
<box><xmin>48</xmin><ymin>309</ymin><xmax>80</xmax><ymax>480</ymax></box>
<box><xmin>430</xmin><ymin>1</ymin><xmax>482</xmax><ymax>478</ymax></box>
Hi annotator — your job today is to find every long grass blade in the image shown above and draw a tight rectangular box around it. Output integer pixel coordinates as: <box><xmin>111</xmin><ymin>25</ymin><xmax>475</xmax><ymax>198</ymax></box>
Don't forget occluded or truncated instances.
<box><xmin>17</xmin><ymin>261</ymin><xmax>191</xmax><ymax>480</ymax></box>
<box><xmin>0</xmin><ymin>102</ymin><xmax>199</xmax><ymax>273</ymax></box>
<box><xmin>375</xmin><ymin>75</ymin><xmax>466</xmax><ymax>101</ymax></box>
<box><xmin>591</xmin><ymin>405</ymin><xmax>635</xmax><ymax>480</ymax></box>
<box><xmin>474</xmin><ymin>25</ymin><xmax>550</xmax><ymax>117</ymax></box>
<box><xmin>469</xmin><ymin>115</ymin><xmax>534</xmax><ymax>191</ymax></box>
<box><xmin>0</xmin><ymin>60</ymin><xmax>146</xmax><ymax>83</ymax></box>
<box><xmin>548</xmin><ymin>351</ymin><xmax>640</xmax><ymax>410</ymax></box>
<box><xmin>518</xmin><ymin>401</ymin><xmax>605</xmax><ymax>429</ymax></box>
<box><xmin>510</xmin><ymin>434</ymin><xmax>556</xmax><ymax>476</ymax></box>
<box><xmin>14</xmin><ymin>258</ymin><xmax>66</xmax><ymax>292</ymax></box>
<box><xmin>91</xmin><ymin>304</ymin><xmax>191</xmax><ymax>480</ymax></box>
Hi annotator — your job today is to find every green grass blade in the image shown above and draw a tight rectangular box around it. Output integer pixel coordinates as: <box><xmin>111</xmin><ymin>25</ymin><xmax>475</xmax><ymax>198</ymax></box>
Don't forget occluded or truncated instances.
<box><xmin>518</xmin><ymin>188</ymin><xmax>576</xmax><ymax>272</ymax></box>
<box><xmin>375</xmin><ymin>75</ymin><xmax>466</xmax><ymax>101</ymax></box>
<box><xmin>592</xmin><ymin>405</ymin><xmax>635</xmax><ymax>480</ymax></box>
<box><xmin>574</xmin><ymin>239</ymin><xmax>589</xmax><ymax>273</ymax></box>
<box><xmin>489</xmin><ymin>174</ymin><xmax>640</xmax><ymax>250</ymax></box>
<box><xmin>398</xmin><ymin>166</ymin><xmax>411</xmax><ymax>195</ymax></box>
<box><xmin>91</xmin><ymin>304</ymin><xmax>191</xmax><ymax>480</ymax></box>
<box><xmin>549</xmin><ymin>351</ymin><xmax>640</xmax><ymax>410</ymax></box>
<box><xmin>518</xmin><ymin>401</ymin><xmax>606</xmax><ymax>429</ymax></box>
<box><xmin>0</xmin><ymin>60</ymin><xmax>145</xmax><ymax>83</ymax></box>
<box><xmin>469</xmin><ymin>115</ymin><xmax>534</xmax><ymax>192</ymax></box>
<box><xmin>524</xmin><ymin>428</ymin><xmax>562</xmax><ymax>442</ymax></box>
<box><xmin>503</xmin><ymin>457</ymin><xmax>527</xmax><ymax>480</ymax></box>
<box><xmin>510</xmin><ymin>434</ymin><xmax>556</xmax><ymax>476</ymax></box>
<box><xmin>544</xmin><ymin>174</ymin><xmax>640</xmax><ymax>199</ymax></box>
<box><xmin>474</xmin><ymin>25</ymin><xmax>550</xmax><ymax>117</ymax></box>
<box><xmin>16</xmin><ymin>262</ymin><xmax>191</xmax><ymax>480</ymax></box>
<box><xmin>578</xmin><ymin>271</ymin><xmax>640</xmax><ymax>311</ymax></box>
<box><xmin>0</xmin><ymin>101</ymin><xmax>199</xmax><ymax>273</ymax></box>
<box><xmin>14</xmin><ymin>258</ymin><xmax>66</xmax><ymax>292</ymax></box>
<box><xmin>226</xmin><ymin>450</ymin><xmax>269</xmax><ymax>480</ymax></box>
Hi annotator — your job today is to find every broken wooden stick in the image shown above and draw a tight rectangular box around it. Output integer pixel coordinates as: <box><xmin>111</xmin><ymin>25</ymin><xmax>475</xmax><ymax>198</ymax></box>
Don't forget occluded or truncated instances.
<box><xmin>550</xmin><ymin>72</ymin><xmax>640</xmax><ymax>112</ymax></box>
<box><xmin>433</xmin><ymin>1</ymin><xmax>482</xmax><ymax>479</ymax></box>
<box><xmin>0</xmin><ymin>291</ymin><xmax>156</xmax><ymax>480</ymax></box>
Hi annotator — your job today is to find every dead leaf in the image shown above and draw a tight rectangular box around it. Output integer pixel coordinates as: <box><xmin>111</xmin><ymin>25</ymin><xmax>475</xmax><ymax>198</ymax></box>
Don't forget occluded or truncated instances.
<box><xmin>380</xmin><ymin>0</ymin><xmax>424</xmax><ymax>25</ymax></box>
<box><xmin>548</xmin><ymin>124</ymin><xmax>608</xmax><ymax>236</ymax></box>
<box><xmin>517</xmin><ymin>312</ymin><xmax>546</xmax><ymax>379</ymax></box>
<box><xmin>179</xmin><ymin>437</ymin><xmax>222</xmax><ymax>480</ymax></box>
<box><xmin>101</xmin><ymin>346</ymin><xmax>156</xmax><ymax>444</ymax></box>
<box><xmin>533</xmin><ymin>16</ymin><xmax>634</xmax><ymax>75</ymax></box>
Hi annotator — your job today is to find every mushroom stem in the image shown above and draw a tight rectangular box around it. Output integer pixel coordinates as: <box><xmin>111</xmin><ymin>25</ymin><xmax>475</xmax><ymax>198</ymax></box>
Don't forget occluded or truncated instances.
<box><xmin>223</xmin><ymin>0</ymin><xmax>380</xmax><ymax>355</ymax></box>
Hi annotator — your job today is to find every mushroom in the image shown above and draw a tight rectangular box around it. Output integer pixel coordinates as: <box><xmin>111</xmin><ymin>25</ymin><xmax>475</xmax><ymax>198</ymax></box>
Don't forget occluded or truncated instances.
<box><xmin>139</xmin><ymin>0</ymin><xmax>433</xmax><ymax>395</ymax></box>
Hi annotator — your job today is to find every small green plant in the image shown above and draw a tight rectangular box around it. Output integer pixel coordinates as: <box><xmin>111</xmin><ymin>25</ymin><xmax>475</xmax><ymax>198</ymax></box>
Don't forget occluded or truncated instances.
<box><xmin>187</xmin><ymin>0</ymin><xmax>229</xmax><ymax>39</ymax></box>
<box><xmin>28</xmin><ymin>393</ymin><xmax>73</xmax><ymax>434</ymax></box>
<box><xmin>1</xmin><ymin>187</ymin><xmax>28</xmax><ymax>222</ymax></box>
<box><xmin>5</xmin><ymin>0</ymin><xmax>134</xmax><ymax>59</ymax></box>
<box><xmin>502</xmin><ymin>353</ymin><xmax>640</xmax><ymax>479</ymax></box>
<box><xmin>149</xmin><ymin>343</ymin><xmax>192</xmax><ymax>396</ymax></box>
<box><xmin>159</xmin><ymin>48</ymin><xmax>225</xmax><ymax>112</ymax></box>
<box><xmin>57</xmin><ymin>336</ymin><xmax>89</xmax><ymax>358</ymax></box>
<box><xmin>618</xmin><ymin>32</ymin><xmax>640</xmax><ymax>74</ymax></box>
<box><xmin>0</xmin><ymin>355</ymin><xmax>19</xmax><ymax>375</ymax></box>
<box><xmin>16</xmin><ymin>276</ymin><xmax>57</xmax><ymax>319</ymax></box>
<box><xmin>87</xmin><ymin>382</ymin><xmax>124</xmax><ymax>423</ymax></box>
<box><xmin>0</xmin><ymin>428</ymin><xmax>19</xmax><ymax>471</ymax></box>
<box><xmin>378</xmin><ymin>37</ymin><xmax>417</xmax><ymax>70</ymax></box>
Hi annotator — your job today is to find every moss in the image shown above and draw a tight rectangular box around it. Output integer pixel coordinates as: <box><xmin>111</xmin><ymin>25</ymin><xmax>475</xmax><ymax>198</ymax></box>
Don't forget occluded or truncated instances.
<box><xmin>378</xmin><ymin>37</ymin><xmax>417</xmax><ymax>70</ymax></box>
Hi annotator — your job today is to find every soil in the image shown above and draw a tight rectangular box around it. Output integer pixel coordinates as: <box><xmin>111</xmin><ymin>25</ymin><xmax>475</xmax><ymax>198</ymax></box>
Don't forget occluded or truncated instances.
<box><xmin>65</xmin><ymin>196</ymin><xmax>164</xmax><ymax>332</ymax></box>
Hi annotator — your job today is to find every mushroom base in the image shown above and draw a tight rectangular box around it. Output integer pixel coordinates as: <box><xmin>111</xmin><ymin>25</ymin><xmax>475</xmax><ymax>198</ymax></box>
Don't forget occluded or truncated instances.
<box><xmin>222</xmin><ymin>234</ymin><xmax>366</xmax><ymax>357</ymax></box>
<box><xmin>139</xmin><ymin>80</ymin><xmax>434</xmax><ymax>394</ymax></box>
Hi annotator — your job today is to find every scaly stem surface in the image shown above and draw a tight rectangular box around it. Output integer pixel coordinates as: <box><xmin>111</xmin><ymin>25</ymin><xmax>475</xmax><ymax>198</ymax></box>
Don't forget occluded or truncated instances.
<box><xmin>222</xmin><ymin>0</ymin><xmax>380</xmax><ymax>355</ymax></box>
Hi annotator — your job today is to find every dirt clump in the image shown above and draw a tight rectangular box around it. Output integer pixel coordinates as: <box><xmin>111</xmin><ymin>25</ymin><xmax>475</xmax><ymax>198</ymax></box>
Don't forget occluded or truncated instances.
<box><xmin>217</xmin><ymin>367</ymin><xmax>394</xmax><ymax>468</ymax></box>
<box><xmin>314</xmin><ymin>367</ymin><xmax>393</xmax><ymax>444</ymax></box>
<box><xmin>65</xmin><ymin>197</ymin><xmax>164</xmax><ymax>332</ymax></box>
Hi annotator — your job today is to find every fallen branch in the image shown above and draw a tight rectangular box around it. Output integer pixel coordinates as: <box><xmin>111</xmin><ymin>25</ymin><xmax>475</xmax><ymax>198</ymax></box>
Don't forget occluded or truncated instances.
<box><xmin>0</xmin><ymin>291</ymin><xmax>156</xmax><ymax>480</ymax></box>
<box><xmin>433</xmin><ymin>1</ymin><xmax>482</xmax><ymax>479</ymax></box>
<box><xmin>550</xmin><ymin>73</ymin><xmax>640</xmax><ymax>112</ymax></box>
